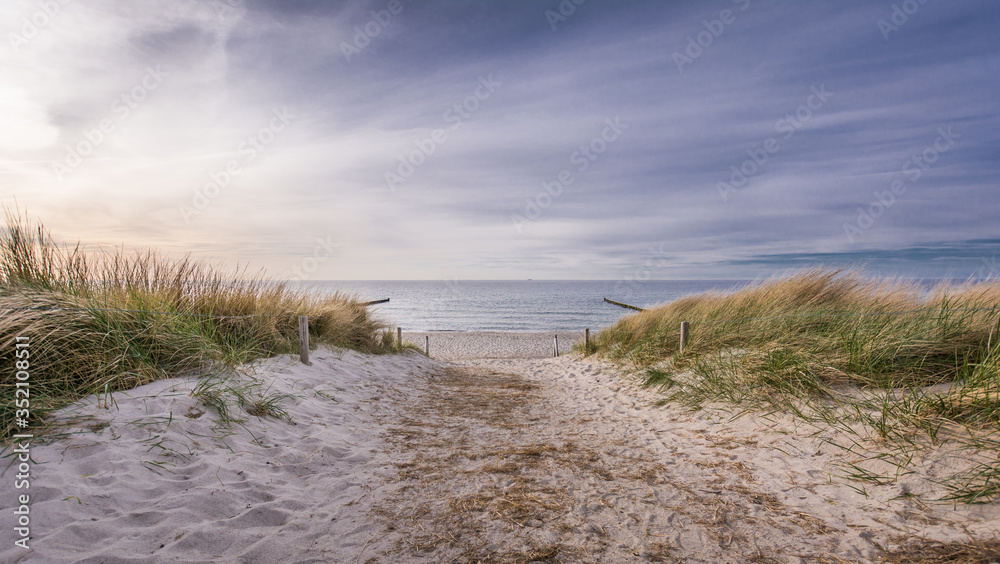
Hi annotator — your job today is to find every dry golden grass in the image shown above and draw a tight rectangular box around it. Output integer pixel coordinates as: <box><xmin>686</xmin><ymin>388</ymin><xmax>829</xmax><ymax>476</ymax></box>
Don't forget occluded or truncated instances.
<box><xmin>597</xmin><ymin>268</ymin><xmax>1000</xmax><ymax>390</ymax></box>
<box><xmin>0</xmin><ymin>209</ymin><xmax>394</xmax><ymax>440</ymax></box>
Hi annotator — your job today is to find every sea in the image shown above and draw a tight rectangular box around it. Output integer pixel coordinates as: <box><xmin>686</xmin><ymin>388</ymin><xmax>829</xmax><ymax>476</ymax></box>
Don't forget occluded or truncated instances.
<box><xmin>284</xmin><ymin>280</ymin><xmax>752</xmax><ymax>332</ymax></box>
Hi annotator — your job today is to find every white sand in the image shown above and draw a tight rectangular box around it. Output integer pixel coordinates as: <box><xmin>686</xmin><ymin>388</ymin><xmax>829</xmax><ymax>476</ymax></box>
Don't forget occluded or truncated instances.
<box><xmin>3</xmin><ymin>333</ymin><xmax>1000</xmax><ymax>562</ymax></box>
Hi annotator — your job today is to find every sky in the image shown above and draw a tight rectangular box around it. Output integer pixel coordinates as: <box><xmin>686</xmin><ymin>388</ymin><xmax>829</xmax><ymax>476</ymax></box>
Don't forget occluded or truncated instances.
<box><xmin>1</xmin><ymin>0</ymin><xmax>998</xmax><ymax>281</ymax></box>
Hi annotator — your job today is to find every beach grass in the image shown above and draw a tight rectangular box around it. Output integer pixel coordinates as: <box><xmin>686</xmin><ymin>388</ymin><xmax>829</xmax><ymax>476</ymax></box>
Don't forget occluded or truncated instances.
<box><xmin>0</xmin><ymin>210</ymin><xmax>396</xmax><ymax>441</ymax></box>
<box><xmin>592</xmin><ymin>268</ymin><xmax>1000</xmax><ymax>502</ymax></box>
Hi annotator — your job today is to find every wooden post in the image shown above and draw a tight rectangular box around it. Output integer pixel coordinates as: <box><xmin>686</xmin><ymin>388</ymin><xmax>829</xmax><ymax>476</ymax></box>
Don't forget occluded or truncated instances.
<box><xmin>397</xmin><ymin>327</ymin><xmax>402</xmax><ymax>349</ymax></box>
<box><xmin>679</xmin><ymin>321</ymin><xmax>690</xmax><ymax>353</ymax></box>
<box><xmin>553</xmin><ymin>335</ymin><xmax>559</xmax><ymax>358</ymax></box>
<box><xmin>585</xmin><ymin>328</ymin><xmax>590</xmax><ymax>356</ymax></box>
<box><xmin>424</xmin><ymin>335</ymin><xmax>429</xmax><ymax>356</ymax></box>
<box><xmin>299</xmin><ymin>315</ymin><xmax>311</xmax><ymax>365</ymax></box>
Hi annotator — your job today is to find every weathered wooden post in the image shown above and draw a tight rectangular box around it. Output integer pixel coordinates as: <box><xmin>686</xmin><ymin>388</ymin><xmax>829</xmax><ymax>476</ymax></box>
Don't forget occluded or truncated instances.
<box><xmin>425</xmin><ymin>335</ymin><xmax>429</xmax><ymax>356</ymax></box>
<box><xmin>299</xmin><ymin>315</ymin><xmax>311</xmax><ymax>365</ymax></box>
<box><xmin>679</xmin><ymin>321</ymin><xmax>690</xmax><ymax>353</ymax></box>
<box><xmin>585</xmin><ymin>328</ymin><xmax>590</xmax><ymax>356</ymax></box>
<box><xmin>397</xmin><ymin>327</ymin><xmax>402</xmax><ymax>349</ymax></box>
<box><xmin>553</xmin><ymin>334</ymin><xmax>559</xmax><ymax>357</ymax></box>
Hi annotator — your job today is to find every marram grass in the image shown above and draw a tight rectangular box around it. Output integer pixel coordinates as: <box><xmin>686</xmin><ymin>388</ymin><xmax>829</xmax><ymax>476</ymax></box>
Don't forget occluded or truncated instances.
<box><xmin>596</xmin><ymin>269</ymin><xmax>1000</xmax><ymax>387</ymax></box>
<box><xmin>592</xmin><ymin>268</ymin><xmax>1000</xmax><ymax>503</ymax></box>
<box><xmin>0</xmin><ymin>210</ymin><xmax>398</xmax><ymax>441</ymax></box>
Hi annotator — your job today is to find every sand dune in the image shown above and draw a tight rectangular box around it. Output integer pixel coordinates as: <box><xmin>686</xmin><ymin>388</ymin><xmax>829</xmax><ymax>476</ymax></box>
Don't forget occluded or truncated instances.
<box><xmin>3</xmin><ymin>334</ymin><xmax>1000</xmax><ymax>562</ymax></box>
<box><xmin>1</xmin><ymin>348</ymin><xmax>430</xmax><ymax>563</ymax></box>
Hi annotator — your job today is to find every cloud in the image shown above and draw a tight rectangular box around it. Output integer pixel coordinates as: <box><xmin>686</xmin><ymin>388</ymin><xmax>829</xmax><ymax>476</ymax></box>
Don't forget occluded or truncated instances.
<box><xmin>0</xmin><ymin>86</ymin><xmax>59</xmax><ymax>151</ymax></box>
<box><xmin>2</xmin><ymin>0</ymin><xmax>998</xmax><ymax>280</ymax></box>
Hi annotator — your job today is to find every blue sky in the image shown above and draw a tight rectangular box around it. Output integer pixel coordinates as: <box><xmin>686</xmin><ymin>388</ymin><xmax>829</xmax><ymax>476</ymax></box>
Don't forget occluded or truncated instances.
<box><xmin>2</xmin><ymin>0</ymin><xmax>998</xmax><ymax>280</ymax></box>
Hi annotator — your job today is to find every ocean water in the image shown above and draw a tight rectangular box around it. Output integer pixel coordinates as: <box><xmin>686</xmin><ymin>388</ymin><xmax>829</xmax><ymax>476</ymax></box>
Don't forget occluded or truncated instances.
<box><xmin>285</xmin><ymin>280</ymin><xmax>751</xmax><ymax>332</ymax></box>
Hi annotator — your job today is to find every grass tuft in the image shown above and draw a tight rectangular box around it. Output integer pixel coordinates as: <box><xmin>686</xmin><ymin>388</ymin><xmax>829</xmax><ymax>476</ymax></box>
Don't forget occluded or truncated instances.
<box><xmin>0</xmin><ymin>209</ymin><xmax>392</xmax><ymax>441</ymax></box>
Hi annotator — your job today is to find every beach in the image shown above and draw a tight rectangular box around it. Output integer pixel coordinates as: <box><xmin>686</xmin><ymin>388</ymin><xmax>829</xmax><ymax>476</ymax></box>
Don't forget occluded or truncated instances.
<box><xmin>401</xmin><ymin>331</ymin><xmax>586</xmax><ymax>360</ymax></box>
<box><xmin>4</xmin><ymin>332</ymin><xmax>1000</xmax><ymax>562</ymax></box>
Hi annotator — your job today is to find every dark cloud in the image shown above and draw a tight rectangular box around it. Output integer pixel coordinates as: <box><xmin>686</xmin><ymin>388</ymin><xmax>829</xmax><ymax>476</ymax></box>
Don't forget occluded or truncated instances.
<box><xmin>131</xmin><ymin>24</ymin><xmax>217</xmax><ymax>60</ymax></box>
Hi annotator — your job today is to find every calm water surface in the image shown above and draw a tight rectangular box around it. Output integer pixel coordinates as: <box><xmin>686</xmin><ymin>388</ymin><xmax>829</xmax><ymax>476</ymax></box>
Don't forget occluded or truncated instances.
<box><xmin>285</xmin><ymin>280</ymin><xmax>751</xmax><ymax>332</ymax></box>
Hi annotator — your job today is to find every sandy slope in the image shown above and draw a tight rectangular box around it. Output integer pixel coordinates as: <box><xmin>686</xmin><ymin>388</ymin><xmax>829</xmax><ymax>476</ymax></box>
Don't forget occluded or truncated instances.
<box><xmin>3</xmin><ymin>335</ymin><xmax>1000</xmax><ymax>562</ymax></box>
<box><xmin>1</xmin><ymin>348</ymin><xmax>431</xmax><ymax>563</ymax></box>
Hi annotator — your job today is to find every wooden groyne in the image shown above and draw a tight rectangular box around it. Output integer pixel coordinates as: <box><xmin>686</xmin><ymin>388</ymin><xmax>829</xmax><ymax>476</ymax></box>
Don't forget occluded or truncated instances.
<box><xmin>603</xmin><ymin>298</ymin><xmax>645</xmax><ymax>312</ymax></box>
<box><xmin>360</xmin><ymin>298</ymin><xmax>390</xmax><ymax>306</ymax></box>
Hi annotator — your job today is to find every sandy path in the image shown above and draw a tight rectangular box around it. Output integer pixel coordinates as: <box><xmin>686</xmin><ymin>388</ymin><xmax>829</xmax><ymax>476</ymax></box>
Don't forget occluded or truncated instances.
<box><xmin>361</xmin><ymin>355</ymin><xmax>1000</xmax><ymax>562</ymax></box>
<box><xmin>361</xmin><ymin>358</ymin><xmax>828</xmax><ymax>562</ymax></box>
<box><xmin>362</xmin><ymin>358</ymin><xmax>751</xmax><ymax>562</ymax></box>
